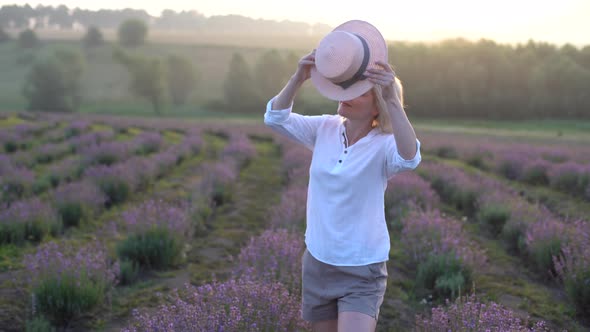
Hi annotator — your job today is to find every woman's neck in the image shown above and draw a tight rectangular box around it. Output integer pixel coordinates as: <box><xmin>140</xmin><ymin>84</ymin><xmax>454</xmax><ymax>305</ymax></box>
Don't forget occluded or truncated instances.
<box><xmin>344</xmin><ymin>118</ymin><xmax>374</xmax><ymax>147</ymax></box>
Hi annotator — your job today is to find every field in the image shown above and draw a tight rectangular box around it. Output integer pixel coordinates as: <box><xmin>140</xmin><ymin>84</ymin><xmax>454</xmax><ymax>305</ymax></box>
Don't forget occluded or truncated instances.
<box><xmin>0</xmin><ymin>109</ymin><xmax>589</xmax><ymax>331</ymax></box>
<box><xmin>1</xmin><ymin>28</ymin><xmax>590</xmax><ymax>331</ymax></box>
<box><xmin>0</xmin><ymin>32</ymin><xmax>328</xmax><ymax>117</ymax></box>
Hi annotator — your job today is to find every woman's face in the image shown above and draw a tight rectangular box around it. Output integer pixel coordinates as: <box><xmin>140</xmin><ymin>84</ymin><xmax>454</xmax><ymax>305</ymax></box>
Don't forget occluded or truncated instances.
<box><xmin>337</xmin><ymin>89</ymin><xmax>379</xmax><ymax>122</ymax></box>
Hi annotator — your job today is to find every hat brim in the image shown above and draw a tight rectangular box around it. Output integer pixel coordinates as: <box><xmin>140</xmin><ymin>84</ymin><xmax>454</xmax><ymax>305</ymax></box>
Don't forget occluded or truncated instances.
<box><xmin>311</xmin><ymin>20</ymin><xmax>388</xmax><ymax>101</ymax></box>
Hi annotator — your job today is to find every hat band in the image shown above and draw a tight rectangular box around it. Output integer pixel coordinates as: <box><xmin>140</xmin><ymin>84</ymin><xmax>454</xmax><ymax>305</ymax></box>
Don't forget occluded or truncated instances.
<box><xmin>335</xmin><ymin>34</ymin><xmax>370</xmax><ymax>90</ymax></box>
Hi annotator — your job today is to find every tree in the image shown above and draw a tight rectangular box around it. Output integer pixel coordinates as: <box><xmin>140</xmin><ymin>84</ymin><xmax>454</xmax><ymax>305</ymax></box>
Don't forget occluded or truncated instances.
<box><xmin>117</xmin><ymin>19</ymin><xmax>148</xmax><ymax>47</ymax></box>
<box><xmin>23</xmin><ymin>49</ymin><xmax>84</xmax><ymax>112</ymax></box>
<box><xmin>83</xmin><ymin>26</ymin><xmax>104</xmax><ymax>48</ymax></box>
<box><xmin>223</xmin><ymin>52</ymin><xmax>260</xmax><ymax>112</ymax></box>
<box><xmin>0</xmin><ymin>27</ymin><xmax>10</xmax><ymax>43</ymax></box>
<box><xmin>113</xmin><ymin>49</ymin><xmax>166</xmax><ymax>114</ymax></box>
<box><xmin>254</xmin><ymin>49</ymin><xmax>291</xmax><ymax>101</ymax></box>
<box><xmin>166</xmin><ymin>54</ymin><xmax>198</xmax><ymax>106</ymax></box>
<box><xmin>18</xmin><ymin>29</ymin><xmax>38</xmax><ymax>48</ymax></box>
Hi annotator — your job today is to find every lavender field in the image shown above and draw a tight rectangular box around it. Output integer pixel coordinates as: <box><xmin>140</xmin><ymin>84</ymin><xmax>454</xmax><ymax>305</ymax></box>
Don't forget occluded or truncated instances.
<box><xmin>0</xmin><ymin>112</ymin><xmax>589</xmax><ymax>332</ymax></box>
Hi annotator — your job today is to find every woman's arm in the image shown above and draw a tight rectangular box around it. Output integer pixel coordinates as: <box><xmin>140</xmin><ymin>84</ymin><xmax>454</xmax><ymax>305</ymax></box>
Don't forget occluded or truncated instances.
<box><xmin>272</xmin><ymin>50</ymin><xmax>315</xmax><ymax>110</ymax></box>
<box><xmin>366</xmin><ymin>61</ymin><xmax>418</xmax><ymax>160</ymax></box>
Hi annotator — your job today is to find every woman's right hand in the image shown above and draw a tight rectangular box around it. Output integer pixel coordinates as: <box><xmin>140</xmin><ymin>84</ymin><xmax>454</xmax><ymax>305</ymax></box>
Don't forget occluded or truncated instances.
<box><xmin>292</xmin><ymin>49</ymin><xmax>316</xmax><ymax>84</ymax></box>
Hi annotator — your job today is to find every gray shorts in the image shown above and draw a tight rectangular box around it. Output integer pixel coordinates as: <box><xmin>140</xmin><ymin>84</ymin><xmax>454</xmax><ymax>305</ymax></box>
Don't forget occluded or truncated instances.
<box><xmin>301</xmin><ymin>249</ymin><xmax>388</xmax><ymax>322</ymax></box>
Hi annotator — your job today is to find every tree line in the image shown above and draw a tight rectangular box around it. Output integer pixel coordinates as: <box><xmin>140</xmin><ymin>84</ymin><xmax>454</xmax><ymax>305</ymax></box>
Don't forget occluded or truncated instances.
<box><xmin>2</xmin><ymin>20</ymin><xmax>589</xmax><ymax>119</ymax></box>
<box><xmin>0</xmin><ymin>4</ymin><xmax>331</xmax><ymax>35</ymax></box>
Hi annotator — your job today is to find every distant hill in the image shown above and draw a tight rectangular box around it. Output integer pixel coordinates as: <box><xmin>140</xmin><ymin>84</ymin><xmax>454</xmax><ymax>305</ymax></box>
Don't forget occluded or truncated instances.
<box><xmin>0</xmin><ymin>4</ymin><xmax>333</xmax><ymax>36</ymax></box>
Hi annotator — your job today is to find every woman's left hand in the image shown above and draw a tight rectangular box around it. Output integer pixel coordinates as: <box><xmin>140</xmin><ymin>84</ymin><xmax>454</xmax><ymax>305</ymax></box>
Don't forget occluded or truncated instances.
<box><xmin>365</xmin><ymin>60</ymin><xmax>398</xmax><ymax>105</ymax></box>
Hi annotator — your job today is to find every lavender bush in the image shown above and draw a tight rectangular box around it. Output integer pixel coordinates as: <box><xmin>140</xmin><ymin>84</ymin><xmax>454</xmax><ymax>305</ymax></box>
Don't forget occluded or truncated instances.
<box><xmin>84</xmin><ymin>164</ymin><xmax>137</xmax><ymax>207</ymax></box>
<box><xmin>269</xmin><ymin>184</ymin><xmax>307</xmax><ymax>231</ymax></box>
<box><xmin>553</xmin><ymin>220</ymin><xmax>590</xmax><ymax>316</ymax></box>
<box><xmin>117</xmin><ymin>199</ymin><xmax>191</xmax><ymax>270</ymax></box>
<box><xmin>23</xmin><ymin>241</ymin><xmax>118</xmax><ymax>327</ymax></box>
<box><xmin>416</xmin><ymin>294</ymin><xmax>548</xmax><ymax>331</ymax></box>
<box><xmin>133</xmin><ymin>131</ymin><xmax>163</xmax><ymax>155</ymax></box>
<box><xmin>401</xmin><ymin>209</ymin><xmax>486</xmax><ymax>269</ymax></box>
<box><xmin>525</xmin><ymin>218</ymin><xmax>569</xmax><ymax>277</ymax></box>
<box><xmin>222</xmin><ymin>132</ymin><xmax>257</xmax><ymax>167</ymax></box>
<box><xmin>33</xmin><ymin>142</ymin><xmax>72</xmax><ymax>164</ymax></box>
<box><xmin>51</xmin><ymin>181</ymin><xmax>106</xmax><ymax>227</ymax></box>
<box><xmin>82</xmin><ymin>141</ymin><xmax>130</xmax><ymax>166</ymax></box>
<box><xmin>0</xmin><ymin>198</ymin><xmax>61</xmax><ymax>244</ymax></box>
<box><xmin>123</xmin><ymin>279</ymin><xmax>308</xmax><ymax>332</ymax></box>
<box><xmin>0</xmin><ymin>166</ymin><xmax>35</xmax><ymax>204</ymax></box>
<box><xmin>232</xmin><ymin>228</ymin><xmax>304</xmax><ymax>293</ymax></box>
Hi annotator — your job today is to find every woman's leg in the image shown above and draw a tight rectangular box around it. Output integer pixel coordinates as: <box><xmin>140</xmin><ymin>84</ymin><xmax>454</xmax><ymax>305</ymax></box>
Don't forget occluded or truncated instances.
<box><xmin>312</xmin><ymin>319</ymin><xmax>338</xmax><ymax>332</ymax></box>
<box><xmin>337</xmin><ymin>311</ymin><xmax>377</xmax><ymax>332</ymax></box>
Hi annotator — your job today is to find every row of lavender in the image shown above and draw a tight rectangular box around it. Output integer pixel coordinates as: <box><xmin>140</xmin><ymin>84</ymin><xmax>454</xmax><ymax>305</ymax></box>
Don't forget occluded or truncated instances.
<box><xmin>384</xmin><ymin>167</ymin><xmax>550</xmax><ymax>330</ymax></box>
<box><xmin>1</xmin><ymin>145</ymin><xmax>203</xmax><ymax>244</ymax></box>
<box><xmin>419</xmin><ymin>132</ymin><xmax>590</xmax><ymax>201</ymax></box>
<box><xmin>1</xmin><ymin>119</ymin><xmax>171</xmax><ymax>205</ymax></box>
<box><xmin>1</xmin><ymin>119</ymin><xmax>202</xmax><ymax>245</ymax></box>
<box><xmin>19</xmin><ymin>129</ymin><xmax>260</xmax><ymax>330</ymax></box>
<box><xmin>123</xmin><ymin>135</ymin><xmax>313</xmax><ymax>331</ymax></box>
<box><xmin>128</xmin><ymin>133</ymin><xmax>549</xmax><ymax>331</ymax></box>
<box><xmin>418</xmin><ymin>159</ymin><xmax>589</xmax><ymax>319</ymax></box>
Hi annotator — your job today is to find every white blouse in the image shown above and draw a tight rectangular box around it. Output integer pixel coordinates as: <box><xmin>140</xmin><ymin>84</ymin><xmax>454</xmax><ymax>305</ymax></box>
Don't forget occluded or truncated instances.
<box><xmin>264</xmin><ymin>97</ymin><xmax>421</xmax><ymax>266</ymax></box>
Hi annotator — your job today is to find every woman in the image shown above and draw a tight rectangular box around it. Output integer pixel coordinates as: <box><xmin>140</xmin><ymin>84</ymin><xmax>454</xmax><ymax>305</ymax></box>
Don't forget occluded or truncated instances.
<box><xmin>264</xmin><ymin>20</ymin><xmax>421</xmax><ymax>332</ymax></box>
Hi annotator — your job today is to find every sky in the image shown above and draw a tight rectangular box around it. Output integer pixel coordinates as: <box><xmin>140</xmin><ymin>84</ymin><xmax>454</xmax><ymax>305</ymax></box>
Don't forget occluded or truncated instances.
<box><xmin>6</xmin><ymin>0</ymin><xmax>590</xmax><ymax>46</ymax></box>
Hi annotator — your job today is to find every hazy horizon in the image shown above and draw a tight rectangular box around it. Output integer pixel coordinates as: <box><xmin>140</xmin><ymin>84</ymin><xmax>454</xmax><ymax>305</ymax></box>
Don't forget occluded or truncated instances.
<box><xmin>3</xmin><ymin>0</ymin><xmax>590</xmax><ymax>47</ymax></box>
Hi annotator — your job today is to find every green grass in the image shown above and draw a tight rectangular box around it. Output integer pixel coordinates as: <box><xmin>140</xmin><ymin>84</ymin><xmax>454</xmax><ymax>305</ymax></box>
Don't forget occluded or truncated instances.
<box><xmin>414</xmin><ymin>118</ymin><xmax>590</xmax><ymax>141</ymax></box>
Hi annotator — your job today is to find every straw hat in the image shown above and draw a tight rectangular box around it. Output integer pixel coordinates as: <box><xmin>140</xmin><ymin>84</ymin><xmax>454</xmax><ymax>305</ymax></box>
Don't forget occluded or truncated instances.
<box><xmin>310</xmin><ymin>20</ymin><xmax>388</xmax><ymax>101</ymax></box>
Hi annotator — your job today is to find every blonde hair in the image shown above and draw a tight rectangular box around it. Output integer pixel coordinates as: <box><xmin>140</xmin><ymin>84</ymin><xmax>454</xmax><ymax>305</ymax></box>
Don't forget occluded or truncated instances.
<box><xmin>371</xmin><ymin>76</ymin><xmax>403</xmax><ymax>134</ymax></box>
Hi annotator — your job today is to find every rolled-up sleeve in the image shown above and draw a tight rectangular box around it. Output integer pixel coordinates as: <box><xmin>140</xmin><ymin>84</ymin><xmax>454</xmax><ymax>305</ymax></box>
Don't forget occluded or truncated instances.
<box><xmin>385</xmin><ymin>138</ymin><xmax>422</xmax><ymax>178</ymax></box>
<box><xmin>263</xmin><ymin>97</ymin><xmax>326</xmax><ymax>150</ymax></box>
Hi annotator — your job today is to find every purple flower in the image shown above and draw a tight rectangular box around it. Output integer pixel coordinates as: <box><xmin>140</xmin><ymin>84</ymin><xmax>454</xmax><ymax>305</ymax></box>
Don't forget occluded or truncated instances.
<box><xmin>23</xmin><ymin>240</ymin><xmax>118</xmax><ymax>290</ymax></box>
<box><xmin>232</xmin><ymin>228</ymin><xmax>305</xmax><ymax>293</ymax></box>
<box><xmin>416</xmin><ymin>293</ymin><xmax>548</xmax><ymax>331</ymax></box>
<box><xmin>121</xmin><ymin>198</ymin><xmax>191</xmax><ymax>238</ymax></box>
<box><xmin>123</xmin><ymin>279</ymin><xmax>308</xmax><ymax>332</ymax></box>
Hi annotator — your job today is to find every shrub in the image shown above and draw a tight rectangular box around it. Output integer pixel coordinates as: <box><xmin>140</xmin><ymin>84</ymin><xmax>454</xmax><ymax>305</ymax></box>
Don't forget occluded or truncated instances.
<box><xmin>82</xmin><ymin>26</ymin><xmax>103</xmax><ymax>48</ymax></box>
<box><xmin>553</xmin><ymin>220</ymin><xmax>590</xmax><ymax>316</ymax></box>
<box><xmin>133</xmin><ymin>131</ymin><xmax>162</xmax><ymax>155</ymax></box>
<box><xmin>525</xmin><ymin>219</ymin><xmax>567</xmax><ymax>276</ymax></box>
<box><xmin>52</xmin><ymin>181</ymin><xmax>106</xmax><ymax>228</ymax></box>
<box><xmin>84</xmin><ymin>165</ymin><xmax>136</xmax><ymax>207</ymax></box>
<box><xmin>18</xmin><ymin>29</ymin><xmax>39</xmax><ymax>48</ymax></box>
<box><xmin>22</xmin><ymin>49</ymin><xmax>85</xmax><ymax>112</ymax></box>
<box><xmin>25</xmin><ymin>316</ymin><xmax>55</xmax><ymax>332</ymax></box>
<box><xmin>0</xmin><ymin>27</ymin><xmax>10</xmax><ymax>43</ymax></box>
<box><xmin>117</xmin><ymin>19</ymin><xmax>148</xmax><ymax>47</ymax></box>
<box><xmin>1</xmin><ymin>166</ymin><xmax>35</xmax><ymax>204</ymax></box>
<box><xmin>123</xmin><ymin>279</ymin><xmax>308</xmax><ymax>332</ymax></box>
<box><xmin>476</xmin><ymin>204</ymin><xmax>511</xmax><ymax>237</ymax></box>
<box><xmin>465</xmin><ymin>153</ymin><xmax>489</xmax><ymax>170</ymax></box>
<box><xmin>0</xmin><ymin>198</ymin><xmax>61</xmax><ymax>245</ymax></box>
<box><xmin>117</xmin><ymin>199</ymin><xmax>191</xmax><ymax>270</ymax></box>
<box><xmin>222</xmin><ymin>132</ymin><xmax>257</xmax><ymax>168</ymax></box>
<box><xmin>117</xmin><ymin>227</ymin><xmax>182</xmax><ymax>270</ymax></box>
<box><xmin>232</xmin><ymin>228</ymin><xmax>304</xmax><ymax>293</ymax></box>
<box><xmin>23</xmin><ymin>241</ymin><xmax>118</xmax><ymax>327</ymax></box>
<box><xmin>416</xmin><ymin>294</ymin><xmax>549</xmax><ymax>331</ymax></box>
<box><xmin>401</xmin><ymin>209</ymin><xmax>486</xmax><ymax>269</ymax></box>
<box><xmin>522</xmin><ymin>160</ymin><xmax>550</xmax><ymax>185</ymax></box>
<box><xmin>416</xmin><ymin>253</ymin><xmax>472</xmax><ymax>301</ymax></box>
<box><xmin>549</xmin><ymin>162</ymin><xmax>590</xmax><ymax>197</ymax></box>
<box><xmin>82</xmin><ymin>141</ymin><xmax>129</xmax><ymax>166</ymax></box>
<box><xmin>502</xmin><ymin>221</ymin><xmax>527</xmax><ymax>255</ymax></box>
<box><xmin>118</xmin><ymin>259</ymin><xmax>140</xmax><ymax>286</ymax></box>
<box><xmin>496</xmin><ymin>152</ymin><xmax>525</xmax><ymax>180</ymax></box>
<box><xmin>433</xmin><ymin>146</ymin><xmax>457</xmax><ymax>159</ymax></box>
